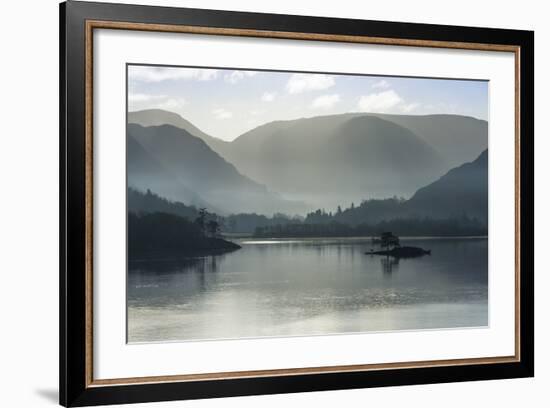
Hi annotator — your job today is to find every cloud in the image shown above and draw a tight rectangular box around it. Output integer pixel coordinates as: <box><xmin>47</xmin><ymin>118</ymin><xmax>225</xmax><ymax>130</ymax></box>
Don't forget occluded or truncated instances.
<box><xmin>128</xmin><ymin>93</ymin><xmax>186</xmax><ymax>112</ymax></box>
<box><xmin>261</xmin><ymin>92</ymin><xmax>277</xmax><ymax>102</ymax></box>
<box><xmin>213</xmin><ymin>108</ymin><xmax>233</xmax><ymax>119</ymax></box>
<box><xmin>224</xmin><ymin>70</ymin><xmax>258</xmax><ymax>84</ymax></box>
<box><xmin>401</xmin><ymin>102</ymin><xmax>420</xmax><ymax>113</ymax></box>
<box><xmin>157</xmin><ymin>98</ymin><xmax>187</xmax><ymax>111</ymax></box>
<box><xmin>129</xmin><ymin>66</ymin><xmax>218</xmax><ymax>82</ymax></box>
<box><xmin>371</xmin><ymin>79</ymin><xmax>391</xmax><ymax>89</ymax></box>
<box><xmin>128</xmin><ymin>93</ymin><xmax>165</xmax><ymax>103</ymax></box>
<box><xmin>311</xmin><ymin>94</ymin><xmax>341</xmax><ymax>109</ymax></box>
<box><xmin>357</xmin><ymin>90</ymin><xmax>421</xmax><ymax>114</ymax></box>
<box><xmin>357</xmin><ymin>90</ymin><xmax>403</xmax><ymax>113</ymax></box>
<box><xmin>286</xmin><ymin>73</ymin><xmax>335</xmax><ymax>94</ymax></box>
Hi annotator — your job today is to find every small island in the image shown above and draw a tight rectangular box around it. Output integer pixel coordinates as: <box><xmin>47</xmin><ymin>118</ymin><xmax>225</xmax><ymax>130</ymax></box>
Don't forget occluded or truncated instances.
<box><xmin>128</xmin><ymin>208</ymin><xmax>241</xmax><ymax>260</ymax></box>
<box><xmin>367</xmin><ymin>232</ymin><xmax>431</xmax><ymax>258</ymax></box>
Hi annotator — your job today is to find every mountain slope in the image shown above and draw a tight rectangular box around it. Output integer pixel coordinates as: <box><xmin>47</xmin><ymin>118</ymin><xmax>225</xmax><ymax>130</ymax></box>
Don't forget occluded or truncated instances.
<box><xmin>403</xmin><ymin>149</ymin><xmax>488</xmax><ymax>222</ymax></box>
<box><xmin>303</xmin><ymin>149</ymin><xmax>488</xmax><ymax>227</ymax></box>
<box><xmin>372</xmin><ymin>113</ymin><xmax>488</xmax><ymax>167</ymax></box>
<box><xmin>127</xmin><ymin>132</ymin><xmax>208</xmax><ymax>208</ymax></box>
<box><xmin>127</xmin><ymin>109</ymin><xmax>488</xmax><ymax>210</ymax></box>
<box><xmin>128</xmin><ymin>110</ymin><xmax>488</xmax><ymax>172</ymax></box>
<box><xmin>223</xmin><ymin>115</ymin><xmax>446</xmax><ymax>208</ymax></box>
<box><xmin>127</xmin><ymin>123</ymin><xmax>306</xmax><ymax>215</ymax></box>
<box><xmin>128</xmin><ymin>109</ymin><xmax>229</xmax><ymax>156</ymax></box>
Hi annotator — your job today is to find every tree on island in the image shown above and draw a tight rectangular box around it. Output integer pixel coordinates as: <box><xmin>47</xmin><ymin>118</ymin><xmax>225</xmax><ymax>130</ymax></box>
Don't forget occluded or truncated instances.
<box><xmin>195</xmin><ymin>208</ymin><xmax>208</xmax><ymax>234</ymax></box>
<box><xmin>206</xmin><ymin>219</ymin><xmax>221</xmax><ymax>238</ymax></box>
<box><xmin>128</xmin><ymin>212</ymin><xmax>240</xmax><ymax>259</ymax></box>
<box><xmin>379</xmin><ymin>232</ymin><xmax>400</xmax><ymax>249</ymax></box>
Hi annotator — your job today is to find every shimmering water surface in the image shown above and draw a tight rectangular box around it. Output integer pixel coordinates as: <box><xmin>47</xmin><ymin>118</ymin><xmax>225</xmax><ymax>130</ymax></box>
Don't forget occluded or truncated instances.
<box><xmin>127</xmin><ymin>237</ymin><xmax>488</xmax><ymax>343</ymax></box>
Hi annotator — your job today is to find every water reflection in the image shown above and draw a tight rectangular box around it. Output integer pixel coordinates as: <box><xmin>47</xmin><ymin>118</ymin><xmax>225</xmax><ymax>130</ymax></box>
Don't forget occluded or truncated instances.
<box><xmin>380</xmin><ymin>256</ymin><xmax>400</xmax><ymax>275</ymax></box>
<box><xmin>128</xmin><ymin>237</ymin><xmax>488</xmax><ymax>342</ymax></box>
<box><xmin>128</xmin><ymin>255</ymin><xmax>228</xmax><ymax>307</ymax></box>
<box><xmin>129</xmin><ymin>254</ymin><xmax>226</xmax><ymax>275</ymax></box>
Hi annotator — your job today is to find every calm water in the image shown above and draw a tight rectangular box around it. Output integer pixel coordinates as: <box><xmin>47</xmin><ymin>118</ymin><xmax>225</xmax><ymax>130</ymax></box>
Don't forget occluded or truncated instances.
<box><xmin>127</xmin><ymin>237</ymin><xmax>488</xmax><ymax>343</ymax></box>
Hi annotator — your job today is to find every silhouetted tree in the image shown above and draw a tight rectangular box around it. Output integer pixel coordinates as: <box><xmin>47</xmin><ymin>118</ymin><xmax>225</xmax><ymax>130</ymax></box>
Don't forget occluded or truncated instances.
<box><xmin>379</xmin><ymin>232</ymin><xmax>400</xmax><ymax>249</ymax></box>
<box><xmin>195</xmin><ymin>208</ymin><xmax>208</xmax><ymax>234</ymax></box>
<box><xmin>128</xmin><ymin>212</ymin><xmax>239</xmax><ymax>259</ymax></box>
<box><xmin>206</xmin><ymin>219</ymin><xmax>221</xmax><ymax>238</ymax></box>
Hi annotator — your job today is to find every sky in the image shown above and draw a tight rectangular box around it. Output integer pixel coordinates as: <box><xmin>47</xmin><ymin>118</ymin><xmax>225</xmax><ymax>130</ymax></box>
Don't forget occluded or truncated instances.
<box><xmin>128</xmin><ymin>64</ymin><xmax>488</xmax><ymax>142</ymax></box>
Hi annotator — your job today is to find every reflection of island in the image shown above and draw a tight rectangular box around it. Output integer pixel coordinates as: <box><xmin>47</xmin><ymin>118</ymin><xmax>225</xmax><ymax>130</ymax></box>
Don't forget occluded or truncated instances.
<box><xmin>367</xmin><ymin>232</ymin><xmax>431</xmax><ymax>258</ymax></box>
<box><xmin>381</xmin><ymin>257</ymin><xmax>400</xmax><ymax>274</ymax></box>
<box><xmin>129</xmin><ymin>254</ymin><xmax>225</xmax><ymax>274</ymax></box>
<box><xmin>371</xmin><ymin>246</ymin><xmax>431</xmax><ymax>258</ymax></box>
<box><xmin>128</xmin><ymin>209</ymin><xmax>240</xmax><ymax>260</ymax></box>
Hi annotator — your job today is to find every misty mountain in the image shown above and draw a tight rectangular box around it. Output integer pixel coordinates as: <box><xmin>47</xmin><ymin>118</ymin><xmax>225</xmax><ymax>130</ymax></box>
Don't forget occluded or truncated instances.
<box><xmin>129</xmin><ymin>109</ymin><xmax>487</xmax><ymax>167</ymax></box>
<box><xmin>127</xmin><ymin>131</ymin><xmax>208</xmax><ymax>208</ymax></box>
<box><xmin>128</xmin><ymin>109</ymin><xmax>229</xmax><ymax>157</ymax></box>
<box><xmin>224</xmin><ymin>115</ymin><xmax>446</xmax><ymax>208</ymax></box>
<box><xmin>128</xmin><ymin>123</ymin><xmax>306</xmax><ymax>215</ymax></box>
<box><xmin>291</xmin><ymin>149</ymin><xmax>488</xmax><ymax>232</ymax></box>
<box><xmin>128</xmin><ymin>109</ymin><xmax>488</xmax><ymax>210</ymax></box>
<box><xmin>403</xmin><ymin>149</ymin><xmax>488</xmax><ymax>222</ymax></box>
<box><xmin>127</xmin><ymin>149</ymin><xmax>488</xmax><ymax>235</ymax></box>
<box><xmin>372</xmin><ymin>113</ymin><xmax>488</xmax><ymax>167</ymax></box>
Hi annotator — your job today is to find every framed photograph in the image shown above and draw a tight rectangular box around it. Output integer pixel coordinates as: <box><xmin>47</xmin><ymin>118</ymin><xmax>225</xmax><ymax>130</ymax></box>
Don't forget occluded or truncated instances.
<box><xmin>60</xmin><ymin>1</ymin><xmax>534</xmax><ymax>406</ymax></box>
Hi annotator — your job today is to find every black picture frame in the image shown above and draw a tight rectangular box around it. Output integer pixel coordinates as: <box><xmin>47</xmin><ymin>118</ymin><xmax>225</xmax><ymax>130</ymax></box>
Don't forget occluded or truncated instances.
<box><xmin>60</xmin><ymin>1</ymin><xmax>534</xmax><ymax>406</ymax></box>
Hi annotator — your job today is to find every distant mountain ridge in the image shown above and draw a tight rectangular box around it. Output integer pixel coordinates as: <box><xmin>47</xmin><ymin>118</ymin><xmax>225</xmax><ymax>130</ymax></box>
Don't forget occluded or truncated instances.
<box><xmin>218</xmin><ymin>114</ymin><xmax>447</xmax><ymax>207</ymax></box>
<box><xmin>129</xmin><ymin>109</ymin><xmax>487</xmax><ymax>167</ymax></box>
<box><xmin>128</xmin><ymin>109</ymin><xmax>488</xmax><ymax>211</ymax></box>
<box><xmin>128</xmin><ymin>123</ymin><xmax>307</xmax><ymax>215</ymax></box>
<box><xmin>128</xmin><ymin>109</ymin><xmax>229</xmax><ymax>152</ymax></box>
<box><xmin>303</xmin><ymin>149</ymin><xmax>488</xmax><ymax>227</ymax></box>
<box><xmin>403</xmin><ymin>149</ymin><xmax>488</xmax><ymax>222</ymax></box>
<box><xmin>129</xmin><ymin>150</ymin><xmax>489</xmax><ymax>234</ymax></box>
<box><xmin>371</xmin><ymin>113</ymin><xmax>488</xmax><ymax>168</ymax></box>
<box><xmin>127</xmin><ymin>128</ymin><xmax>209</xmax><ymax>208</ymax></box>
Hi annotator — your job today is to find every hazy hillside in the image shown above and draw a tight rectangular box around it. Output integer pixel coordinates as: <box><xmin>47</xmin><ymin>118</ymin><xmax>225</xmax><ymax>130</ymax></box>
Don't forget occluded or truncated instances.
<box><xmin>128</xmin><ymin>109</ymin><xmax>229</xmax><ymax>157</ymax></box>
<box><xmin>128</xmin><ymin>110</ymin><xmax>488</xmax><ymax>173</ymax></box>
<box><xmin>127</xmin><ymin>132</ymin><xmax>208</xmax><ymax>208</ymax></box>
<box><xmin>372</xmin><ymin>113</ymin><xmax>488</xmax><ymax>167</ymax></box>
<box><xmin>127</xmin><ymin>109</ymin><xmax>488</xmax><ymax>211</ymax></box>
<box><xmin>126</xmin><ymin>149</ymin><xmax>489</xmax><ymax>235</ymax></box>
<box><xmin>258</xmin><ymin>149</ymin><xmax>490</xmax><ymax>238</ymax></box>
<box><xmin>224</xmin><ymin>115</ymin><xmax>446</xmax><ymax>208</ymax></box>
<box><xmin>403</xmin><ymin>149</ymin><xmax>488</xmax><ymax>222</ymax></box>
<box><xmin>128</xmin><ymin>123</ymin><xmax>306</xmax><ymax>215</ymax></box>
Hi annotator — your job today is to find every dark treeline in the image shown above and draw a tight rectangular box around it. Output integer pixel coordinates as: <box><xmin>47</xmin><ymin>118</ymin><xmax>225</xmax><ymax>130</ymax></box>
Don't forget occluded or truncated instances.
<box><xmin>224</xmin><ymin>212</ymin><xmax>303</xmax><ymax>234</ymax></box>
<box><xmin>128</xmin><ymin>188</ymin><xmax>487</xmax><ymax>238</ymax></box>
<box><xmin>224</xmin><ymin>198</ymin><xmax>414</xmax><ymax>233</ymax></box>
<box><xmin>128</xmin><ymin>211</ymin><xmax>240</xmax><ymax>259</ymax></box>
<box><xmin>128</xmin><ymin>188</ymin><xmax>300</xmax><ymax>234</ymax></box>
<box><xmin>254</xmin><ymin>216</ymin><xmax>487</xmax><ymax>238</ymax></box>
<box><xmin>305</xmin><ymin>197</ymin><xmax>406</xmax><ymax>226</ymax></box>
<box><xmin>128</xmin><ymin>187</ymin><xmax>200</xmax><ymax>219</ymax></box>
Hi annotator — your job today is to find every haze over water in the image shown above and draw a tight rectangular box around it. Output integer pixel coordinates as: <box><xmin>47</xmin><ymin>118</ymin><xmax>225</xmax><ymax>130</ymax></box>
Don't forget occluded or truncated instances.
<box><xmin>128</xmin><ymin>237</ymin><xmax>488</xmax><ymax>343</ymax></box>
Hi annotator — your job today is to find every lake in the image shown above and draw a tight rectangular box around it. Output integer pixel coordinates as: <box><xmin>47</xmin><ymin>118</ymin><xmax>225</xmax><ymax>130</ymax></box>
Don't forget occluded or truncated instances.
<box><xmin>127</xmin><ymin>237</ymin><xmax>488</xmax><ymax>343</ymax></box>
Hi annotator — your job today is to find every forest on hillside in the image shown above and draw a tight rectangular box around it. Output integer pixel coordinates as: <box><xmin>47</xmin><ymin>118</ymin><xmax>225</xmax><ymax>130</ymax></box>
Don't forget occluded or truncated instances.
<box><xmin>128</xmin><ymin>188</ymin><xmax>487</xmax><ymax>240</ymax></box>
